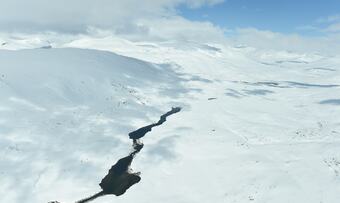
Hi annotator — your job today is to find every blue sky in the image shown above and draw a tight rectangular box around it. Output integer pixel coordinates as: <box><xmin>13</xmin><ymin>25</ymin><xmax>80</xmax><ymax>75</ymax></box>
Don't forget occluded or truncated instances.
<box><xmin>179</xmin><ymin>0</ymin><xmax>340</xmax><ymax>35</ymax></box>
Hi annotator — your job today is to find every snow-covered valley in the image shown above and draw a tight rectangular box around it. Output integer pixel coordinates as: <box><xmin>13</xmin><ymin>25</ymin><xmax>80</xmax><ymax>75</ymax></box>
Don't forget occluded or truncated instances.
<box><xmin>1</xmin><ymin>36</ymin><xmax>340</xmax><ymax>203</ymax></box>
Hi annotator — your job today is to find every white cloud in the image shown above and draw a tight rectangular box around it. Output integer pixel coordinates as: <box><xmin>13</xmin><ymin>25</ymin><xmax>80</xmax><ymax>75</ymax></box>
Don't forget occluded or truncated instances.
<box><xmin>295</xmin><ymin>25</ymin><xmax>319</xmax><ymax>31</ymax></box>
<box><xmin>228</xmin><ymin>28</ymin><xmax>340</xmax><ymax>54</ymax></box>
<box><xmin>184</xmin><ymin>0</ymin><xmax>224</xmax><ymax>8</ymax></box>
<box><xmin>305</xmin><ymin>13</ymin><xmax>340</xmax><ymax>34</ymax></box>
<box><xmin>317</xmin><ymin>14</ymin><xmax>340</xmax><ymax>23</ymax></box>
<box><xmin>134</xmin><ymin>17</ymin><xmax>227</xmax><ymax>43</ymax></box>
<box><xmin>0</xmin><ymin>0</ymin><xmax>224</xmax><ymax>33</ymax></box>
<box><xmin>0</xmin><ymin>0</ymin><xmax>227</xmax><ymax>46</ymax></box>
<box><xmin>1</xmin><ymin>1</ymin><xmax>340</xmax><ymax>55</ymax></box>
<box><xmin>325</xmin><ymin>23</ymin><xmax>340</xmax><ymax>33</ymax></box>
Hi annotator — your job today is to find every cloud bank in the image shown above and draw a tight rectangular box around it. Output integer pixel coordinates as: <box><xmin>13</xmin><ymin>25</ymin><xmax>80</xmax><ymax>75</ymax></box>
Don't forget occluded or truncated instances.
<box><xmin>1</xmin><ymin>1</ymin><xmax>340</xmax><ymax>54</ymax></box>
<box><xmin>0</xmin><ymin>0</ymin><xmax>223</xmax><ymax>33</ymax></box>
<box><xmin>228</xmin><ymin>28</ymin><xmax>340</xmax><ymax>54</ymax></box>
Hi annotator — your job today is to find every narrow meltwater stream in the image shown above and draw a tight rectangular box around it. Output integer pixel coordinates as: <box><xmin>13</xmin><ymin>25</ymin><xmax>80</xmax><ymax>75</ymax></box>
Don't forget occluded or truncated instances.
<box><xmin>50</xmin><ymin>107</ymin><xmax>181</xmax><ymax>203</ymax></box>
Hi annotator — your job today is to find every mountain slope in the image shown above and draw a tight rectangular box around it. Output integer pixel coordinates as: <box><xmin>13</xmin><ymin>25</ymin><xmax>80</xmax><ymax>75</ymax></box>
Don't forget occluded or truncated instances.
<box><xmin>0</xmin><ymin>40</ymin><xmax>340</xmax><ymax>203</ymax></box>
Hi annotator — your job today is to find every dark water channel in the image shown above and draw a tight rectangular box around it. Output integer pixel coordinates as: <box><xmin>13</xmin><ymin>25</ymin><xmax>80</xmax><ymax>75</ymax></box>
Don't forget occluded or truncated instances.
<box><xmin>50</xmin><ymin>107</ymin><xmax>181</xmax><ymax>203</ymax></box>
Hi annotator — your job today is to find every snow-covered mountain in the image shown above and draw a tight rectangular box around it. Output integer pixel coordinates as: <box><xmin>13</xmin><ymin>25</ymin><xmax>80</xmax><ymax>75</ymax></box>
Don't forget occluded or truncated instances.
<box><xmin>1</xmin><ymin>36</ymin><xmax>340</xmax><ymax>203</ymax></box>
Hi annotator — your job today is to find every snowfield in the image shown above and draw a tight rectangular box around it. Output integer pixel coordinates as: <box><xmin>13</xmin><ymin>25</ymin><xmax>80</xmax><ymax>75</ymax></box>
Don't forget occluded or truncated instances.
<box><xmin>0</xmin><ymin>36</ymin><xmax>340</xmax><ymax>203</ymax></box>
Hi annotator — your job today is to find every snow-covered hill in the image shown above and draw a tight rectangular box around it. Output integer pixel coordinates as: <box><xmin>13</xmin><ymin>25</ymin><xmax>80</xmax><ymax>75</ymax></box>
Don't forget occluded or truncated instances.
<box><xmin>1</xmin><ymin>37</ymin><xmax>340</xmax><ymax>203</ymax></box>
